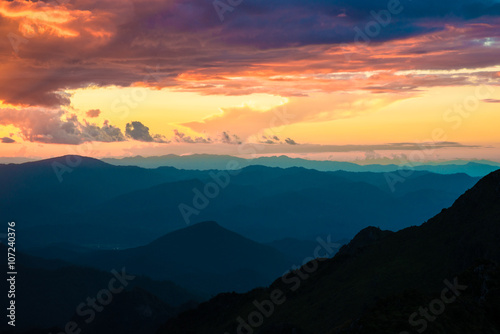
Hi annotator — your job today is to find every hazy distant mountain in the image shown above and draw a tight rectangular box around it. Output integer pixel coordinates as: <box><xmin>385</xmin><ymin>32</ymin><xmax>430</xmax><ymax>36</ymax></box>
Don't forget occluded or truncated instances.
<box><xmin>102</xmin><ymin>154</ymin><xmax>500</xmax><ymax>177</ymax></box>
<box><xmin>3</xmin><ymin>156</ymin><xmax>480</xmax><ymax>249</ymax></box>
<box><xmin>0</xmin><ymin>157</ymin><xmax>35</xmax><ymax>164</ymax></box>
<box><xmin>158</xmin><ymin>169</ymin><xmax>500</xmax><ymax>333</ymax></box>
<box><xmin>0</xmin><ymin>156</ymin><xmax>205</xmax><ymax>227</ymax></box>
<box><xmin>63</xmin><ymin>221</ymin><xmax>293</xmax><ymax>295</ymax></box>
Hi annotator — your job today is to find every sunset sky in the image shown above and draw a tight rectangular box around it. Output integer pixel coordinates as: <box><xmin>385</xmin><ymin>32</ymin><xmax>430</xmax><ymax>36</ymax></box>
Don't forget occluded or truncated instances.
<box><xmin>0</xmin><ymin>0</ymin><xmax>499</xmax><ymax>161</ymax></box>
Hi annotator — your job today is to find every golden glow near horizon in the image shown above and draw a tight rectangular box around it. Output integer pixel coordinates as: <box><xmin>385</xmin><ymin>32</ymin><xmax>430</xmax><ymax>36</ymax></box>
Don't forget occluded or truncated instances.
<box><xmin>1</xmin><ymin>84</ymin><xmax>499</xmax><ymax>160</ymax></box>
<box><xmin>286</xmin><ymin>86</ymin><xmax>500</xmax><ymax>145</ymax></box>
<box><xmin>67</xmin><ymin>87</ymin><xmax>289</xmax><ymax>135</ymax></box>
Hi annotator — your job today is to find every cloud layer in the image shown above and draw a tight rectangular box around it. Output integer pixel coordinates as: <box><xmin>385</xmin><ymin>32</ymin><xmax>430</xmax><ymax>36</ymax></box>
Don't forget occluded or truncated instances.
<box><xmin>1</xmin><ymin>137</ymin><xmax>15</xmax><ymax>143</ymax></box>
<box><xmin>1</xmin><ymin>0</ymin><xmax>500</xmax><ymax>146</ymax></box>
<box><xmin>0</xmin><ymin>0</ymin><xmax>499</xmax><ymax>108</ymax></box>
<box><xmin>0</xmin><ymin>108</ymin><xmax>125</xmax><ymax>144</ymax></box>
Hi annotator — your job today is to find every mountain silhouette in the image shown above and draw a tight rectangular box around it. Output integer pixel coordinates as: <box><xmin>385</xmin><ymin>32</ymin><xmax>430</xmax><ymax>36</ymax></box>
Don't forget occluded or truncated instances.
<box><xmin>102</xmin><ymin>154</ymin><xmax>500</xmax><ymax>177</ymax></box>
<box><xmin>9</xmin><ymin>156</ymin><xmax>479</xmax><ymax>249</ymax></box>
<box><xmin>68</xmin><ymin>221</ymin><xmax>293</xmax><ymax>295</ymax></box>
<box><xmin>334</xmin><ymin>261</ymin><xmax>500</xmax><ymax>333</ymax></box>
<box><xmin>0</xmin><ymin>156</ymin><xmax>204</xmax><ymax>231</ymax></box>
<box><xmin>158</xmin><ymin>169</ymin><xmax>500</xmax><ymax>333</ymax></box>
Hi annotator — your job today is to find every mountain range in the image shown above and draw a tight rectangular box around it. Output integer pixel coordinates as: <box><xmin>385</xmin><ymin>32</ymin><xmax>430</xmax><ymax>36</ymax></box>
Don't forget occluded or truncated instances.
<box><xmin>158</xmin><ymin>169</ymin><xmax>500</xmax><ymax>333</ymax></box>
<box><xmin>1</xmin><ymin>156</ymin><xmax>498</xmax><ymax>333</ymax></box>
<box><xmin>1</xmin><ymin>156</ymin><xmax>480</xmax><ymax>250</ymax></box>
<box><xmin>102</xmin><ymin>154</ymin><xmax>500</xmax><ymax>177</ymax></box>
<box><xmin>41</xmin><ymin>221</ymin><xmax>295</xmax><ymax>295</ymax></box>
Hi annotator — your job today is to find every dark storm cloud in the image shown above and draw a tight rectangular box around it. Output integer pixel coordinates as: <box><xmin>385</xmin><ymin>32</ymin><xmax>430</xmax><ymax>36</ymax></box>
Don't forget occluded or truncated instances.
<box><xmin>1</xmin><ymin>137</ymin><xmax>15</xmax><ymax>143</ymax></box>
<box><xmin>125</xmin><ymin>121</ymin><xmax>169</xmax><ymax>143</ymax></box>
<box><xmin>125</xmin><ymin>121</ymin><xmax>154</xmax><ymax>142</ymax></box>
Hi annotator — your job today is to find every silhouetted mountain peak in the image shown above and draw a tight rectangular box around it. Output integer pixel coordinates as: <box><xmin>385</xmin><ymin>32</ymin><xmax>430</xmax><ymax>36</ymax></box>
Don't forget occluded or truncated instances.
<box><xmin>337</xmin><ymin>226</ymin><xmax>393</xmax><ymax>257</ymax></box>
<box><xmin>169</xmin><ymin>221</ymin><xmax>224</xmax><ymax>237</ymax></box>
<box><xmin>430</xmin><ymin>168</ymin><xmax>500</xmax><ymax>227</ymax></box>
<box><xmin>72</xmin><ymin>221</ymin><xmax>291</xmax><ymax>295</ymax></box>
<box><xmin>460</xmin><ymin>168</ymin><xmax>500</xmax><ymax>201</ymax></box>
<box><xmin>148</xmin><ymin>221</ymin><xmax>245</xmax><ymax>249</ymax></box>
<box><xmin>190</xmin><ymin>220</ymin><xmax>221</xmax><ymax>229</ymax></box>
<box><xmin>25</xmin><ymin>155</ymin><xmax>110</xmax><ymax>168</ymax></box>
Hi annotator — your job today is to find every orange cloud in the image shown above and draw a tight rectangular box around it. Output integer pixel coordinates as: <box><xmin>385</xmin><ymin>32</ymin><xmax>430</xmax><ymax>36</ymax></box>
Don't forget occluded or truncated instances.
<box><xmin>0</xmin><ymin>0</ymin><xmax>92</xmax><ymax>38</ymax></box>
<box><xmin>183</xmin><ymin>93</ymin><xmax>405</xmax><ymax>138</ymax></box>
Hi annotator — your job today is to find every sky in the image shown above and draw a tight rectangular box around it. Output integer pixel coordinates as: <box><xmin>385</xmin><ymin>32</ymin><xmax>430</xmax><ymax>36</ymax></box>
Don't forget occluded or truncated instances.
<box><xmin>0</xmin><ymin>0</ymin><xmax>499</xmax><ymax>162</ymax></box>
